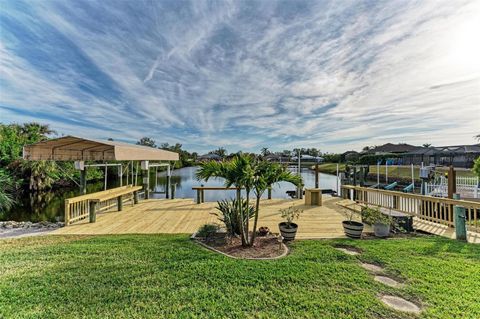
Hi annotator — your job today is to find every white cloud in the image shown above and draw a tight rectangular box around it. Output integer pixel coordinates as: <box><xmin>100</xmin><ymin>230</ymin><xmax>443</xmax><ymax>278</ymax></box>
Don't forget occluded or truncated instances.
<box><xmin>1</xmin><ymin>0</ymin><xmax>479</xmax><ymax>153</ymax></box>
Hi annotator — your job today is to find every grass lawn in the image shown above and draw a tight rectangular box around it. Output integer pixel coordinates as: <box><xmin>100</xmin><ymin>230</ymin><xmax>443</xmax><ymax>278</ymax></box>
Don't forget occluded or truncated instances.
<box><xmin>315</xmin><ymin>163</ymin><xmax>346</xmax><ymax>175</ymax></box>
<box><xmin>369</xmin><ymin>165</ymin><xmax>476</xmax><ymax>180</ymax></box>
<box><xmin>1</xmin><ymin>235</ymin><xmax>479</xmax><ymax>319</ymax></box>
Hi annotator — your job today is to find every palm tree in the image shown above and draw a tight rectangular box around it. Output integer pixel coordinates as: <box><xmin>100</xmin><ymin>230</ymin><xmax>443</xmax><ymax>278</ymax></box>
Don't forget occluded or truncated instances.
<box><xmin>0</xmin><ymin>171</ymin><xmax>16</xmax><ymax>212</ymax></box>
<box><xmin>197</xmin><ymin>156</ymin><xmax>302</xmax><ymax>247</ymax></box>
<box><xmin>260</xmin><ymin>147</ymin><xmax>270</xmax><ymax>157</ymax></box>
<box><xmin>20</xmin><ymin>122</ymin><xmax>55</xmax><ymax>142</ymax></box>
<box><xmin>250</xmin><ymin>162</ymin><xmax>301</xmax><ymax>245</ymax></box>
<box><xmin>137</xmin><ymin>137</ymin><xmax>156</xmax><ymax>148</ymax></box>
<box><xmin>196</xmin><ymin>154</ymin><xmax>255</xmax><ymax>246</ymax></box>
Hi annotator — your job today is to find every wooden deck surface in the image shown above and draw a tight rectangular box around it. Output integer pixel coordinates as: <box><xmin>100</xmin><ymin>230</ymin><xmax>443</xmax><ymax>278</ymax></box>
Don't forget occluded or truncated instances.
<box><xmin>336</xmin><ymin>199</ymin><xmax>480</xmax><ymax>244</ymax></box>
<box><xmin>54</xmin><ymin>197</ymin><xmax>365</xmax><ymax>239</ymax></box>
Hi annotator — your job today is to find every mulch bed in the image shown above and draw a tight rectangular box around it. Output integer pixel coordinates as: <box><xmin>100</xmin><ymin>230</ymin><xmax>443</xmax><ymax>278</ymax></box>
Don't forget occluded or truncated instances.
<box><xmin>196</xmin><ymin>234</ymin><xmax>287</xmax><ymax>259</ymax></box>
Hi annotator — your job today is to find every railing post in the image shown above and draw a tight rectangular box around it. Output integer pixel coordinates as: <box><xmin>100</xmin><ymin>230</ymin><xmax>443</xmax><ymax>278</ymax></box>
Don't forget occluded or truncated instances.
<box><xmin>64</xmin><ymin>199</ymin><xmax>70</xmax><ymax>226</ymax></box>
<box><xmin>171</xmin><ymin>183</ymin><xmax>176</xmax><ymax>199</ymax></box>
<box><xmin>117</xmin><ymin>195</ymin><xmax>123</xmax><ymax>211</ymax></box>
<box><xmin>89</xmin><ymin>201</ymin><xmax>97</xmax><ymax>223</ymax></box>
<box><xmin>196</xmin><ymin>189</ymin><xmax>201</xmax><ymax>204</ymax></box>
<box><xmin>453</xmin><ymin>194</ymin><xmax>467</xmax><ymax>241</ymax></box>
<box><xmin>133</xmin><ymin>191</ymin><xmax>139</xmax><ymax>204</ymax></box>
<box><xmin>80</xmin><ymin>168</ymin><xmax>87</xmax><ymax>195</ymax></box>
<box><xmin>201</xmin><ymin>189</ymin><xmax>205</xmax><ymax>203</ymax></box>
<box><xmin>393</xmin><ymin>195</ymin><xmax>399</xmax><ymax>209</ymax></box>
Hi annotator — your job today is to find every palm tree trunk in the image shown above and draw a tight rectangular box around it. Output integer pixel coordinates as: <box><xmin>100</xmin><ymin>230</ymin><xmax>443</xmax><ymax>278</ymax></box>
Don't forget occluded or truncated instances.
<box><xmin>249</xmin><ymin>194</ymin><xmax>261</xmax><ymax>246</ymax></box>
<box><xmin>237</xmin><ymin>188</ymin><xmax>246</xmax><ymax>246</ymax></box>
<box><xmin>245</xmin><ymin>189</ymin><xmax>250</xmax><ymax>246</ymax></box>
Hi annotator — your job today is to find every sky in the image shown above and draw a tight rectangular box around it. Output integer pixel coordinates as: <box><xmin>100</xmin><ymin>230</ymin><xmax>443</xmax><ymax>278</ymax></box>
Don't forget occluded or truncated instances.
<box><xmin>1</xmin><ymin>0</ymin><xmax>479</xmax><ymax>154</ymax></box>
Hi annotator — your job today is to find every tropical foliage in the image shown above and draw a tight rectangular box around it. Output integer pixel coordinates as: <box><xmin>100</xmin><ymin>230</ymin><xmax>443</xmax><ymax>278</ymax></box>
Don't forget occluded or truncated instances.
<box><xmin>0</xmin><ymin>122</ymin><xmax>104</xmax><ymax>200</ymax></box>
<box><xmin>196</xmin><ymin>224</ymin><xmax>220</xmax><ymax>239</ymax></box>
<box><xmin>473</xmin><ymin>156</ymin><xmax>480</xmax><ymax>178</ymax></box>
<box><xmin>361</xmin><ymin>206</ymin><xmax>392</xmax><ymax>225</ymax></box>
<box><xmin>196</xmin><ymin>154</ymin><xmax>302</xmax><ymax>247</ymax></box>
<box><xmin>0</xmin><ymin>169</ymin><xmax>17</xmax><ymax>213</ymax></box>
<box><xmin>214</xmin><ymin>198</ymin><xmax>255</xmax><ymax>236</ymax></box>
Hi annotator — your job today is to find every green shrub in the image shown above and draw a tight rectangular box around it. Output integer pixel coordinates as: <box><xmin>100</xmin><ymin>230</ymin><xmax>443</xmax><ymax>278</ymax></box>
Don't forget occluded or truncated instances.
<box><xmin>213</xmin><ymin>199</ymin><xmax>254</xmax><ymax>236</ymax></box>
<box><xmin>280</xmin><ymin>205</ymin><xmax>303</xmax><ymax>228</ymax></box>
<box><xmin>0</xmin><ymin>169</ymin><xmax>20</xmax><ymax>213</ymax></box>
<box><xmin>196</xmin><ymin>224</ymin><xmax>219</xmax><ymax>239</ymax></box>
<box><xmin>473</xmin><ymin>156</ymin><xmax>480</xmax><ymax>179</ymax></box>
<box><xmin>361</xmin><ymin>206</ymin><xmax>392</xmax><ymax>225</ymax></box>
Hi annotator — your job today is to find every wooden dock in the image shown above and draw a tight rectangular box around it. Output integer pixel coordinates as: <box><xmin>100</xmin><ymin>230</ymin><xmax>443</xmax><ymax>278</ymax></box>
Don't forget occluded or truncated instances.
<box><xmin>54</xmin><ymin>197</ymin><xmax>367</xmax><ymax>239</ymax></box>
<box><xmin>336</xmin><ymin>199</ymin><xmax>480</xmax><ymax>244</ymax></box>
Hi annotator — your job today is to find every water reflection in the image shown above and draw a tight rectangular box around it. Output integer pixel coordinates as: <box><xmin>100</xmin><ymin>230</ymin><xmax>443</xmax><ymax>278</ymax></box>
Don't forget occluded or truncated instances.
<box><xmin>3</xmin><ymin>166</ymin><xmax>338</xmax><ymax>222</ymax></box>
<box><xmin>150</xmin><ymin>166</ymin><xmax>339</xmax><ymax>202</ymax></box>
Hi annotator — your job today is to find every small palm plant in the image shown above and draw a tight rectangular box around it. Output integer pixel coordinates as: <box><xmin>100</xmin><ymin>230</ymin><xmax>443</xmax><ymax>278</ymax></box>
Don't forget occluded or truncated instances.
<box><xmin>251</xmin><ymin>161</ymin><xmax>302</xmax><ymax>244</ymax></box>
<box><xmin>214</xmin><ymin>198</ymin><xmax>254</xmax><ymax>237</ymax></box>
<box><xmin>197</xmin><ymin>155</ymin><xmax>302</xmax><ymax>247</ymax></box>
<box><xmin>196</xmin><ymin>154</ymin><xmax>255</xmax><ymax>246</ymax></box>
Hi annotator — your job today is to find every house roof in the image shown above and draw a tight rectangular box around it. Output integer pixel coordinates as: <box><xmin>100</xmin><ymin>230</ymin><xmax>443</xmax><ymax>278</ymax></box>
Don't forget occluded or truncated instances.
<box><xmin>198</xmin><ymin>153</ymin><xmax>222</xmax><ymax>160</ymax></box>
<box><xmin>404</xmin><ymin>144</ymin><xmax>480</xmax><ymax>156</ymax></box>
<box><xmin>367</xmin><ymin>143</ymin><xmax>420</xmax><ymax>154</ymax></box>
<box><xmin>23</xmin><ymin>136</ymin><xmax>179</xmax><ymax>161</ymax></box>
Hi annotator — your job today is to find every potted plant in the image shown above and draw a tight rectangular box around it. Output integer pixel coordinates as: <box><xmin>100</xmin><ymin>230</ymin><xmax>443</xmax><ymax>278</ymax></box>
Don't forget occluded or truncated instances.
<box><xmin>342</xmin><ymin>209</ymin><xmax>364</xmax><ymax>239</ymax></box>
<box><xmin>362</xmin><ymin>206</ymin><xmax>392</xmax><ymax>238</ymax></box>
<box><xmin>279</xmin><ymin>205</ymin><xmax>302</xmax><ymax>241</ymax></box>
<box><xmin>258</xmin><ymin>226</ymin><xmax>270</xmax><ymax>236</ymax></box>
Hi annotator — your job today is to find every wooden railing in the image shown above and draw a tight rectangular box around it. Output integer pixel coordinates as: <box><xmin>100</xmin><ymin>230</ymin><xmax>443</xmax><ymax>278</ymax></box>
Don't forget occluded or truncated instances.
<box><xmin>65</xmin><ymin>185</ymin><xmax>141</xmax><ymax>225</ymax></box>
<box><xmin>341</xmin><ymin>185</ymin><xmax>480</xmax><ymax>232</ymax></box>
<box><xmin>192</xmin><ymin>186</ymin><xmax>241</xmax><ymax>204</ymax></box>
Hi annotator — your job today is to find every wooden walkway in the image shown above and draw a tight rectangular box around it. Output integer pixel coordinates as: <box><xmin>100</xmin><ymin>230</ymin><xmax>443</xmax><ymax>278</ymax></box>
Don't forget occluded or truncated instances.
<box><xmin>336</xmin><ymin>199</ymin><xmax>480</xmax><ymax>244</ymax></box>
<box><xmin>54</xmin><ymin>197</ymin><xmax>366</xmax><ymax>239</ymax></box>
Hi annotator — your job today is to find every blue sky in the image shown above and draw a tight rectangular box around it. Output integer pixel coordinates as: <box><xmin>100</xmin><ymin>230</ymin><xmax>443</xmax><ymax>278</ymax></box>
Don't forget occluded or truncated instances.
<box><xmin>1</xmin><ymin>0</ymin><xmax>479</xmax><ymax>153</ymax></box>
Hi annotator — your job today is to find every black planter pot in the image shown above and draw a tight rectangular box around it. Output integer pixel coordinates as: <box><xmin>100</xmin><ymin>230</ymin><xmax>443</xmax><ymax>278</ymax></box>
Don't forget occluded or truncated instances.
<box><xmin>279</xmin><ymin>222</ymin><xmax>298</xmax><ymax>241</ymax></box>
<box><xmin>342</xmin><ymin>221</ymin><xmax>364</xmax><ymax>239</ymax></box>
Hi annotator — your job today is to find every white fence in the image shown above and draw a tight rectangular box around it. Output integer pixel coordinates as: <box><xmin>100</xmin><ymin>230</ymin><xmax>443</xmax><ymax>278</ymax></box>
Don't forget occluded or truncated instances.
<box><xmin>426</xmin><ymin>176</ymin><xmax>479</xmax><ymax>199</ymax></box>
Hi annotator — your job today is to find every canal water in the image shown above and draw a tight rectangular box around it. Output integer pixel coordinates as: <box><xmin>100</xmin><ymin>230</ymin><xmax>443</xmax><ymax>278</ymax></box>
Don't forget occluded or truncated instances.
<box><xmin>2</xmin><ymin>166</ymin><xmax>339</xmax><ymax>222</ymax></box>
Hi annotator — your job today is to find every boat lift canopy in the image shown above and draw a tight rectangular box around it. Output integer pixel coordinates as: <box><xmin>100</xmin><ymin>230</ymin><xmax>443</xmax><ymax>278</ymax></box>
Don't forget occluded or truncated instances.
<box><xmin>22</xmin><ymin>136</ymin><xmax>179</xmax><ymax>161</ymax></box>
<box><xmin>22</xmin><ymin>136</ymin><xmax>179</xmax><ymax>197</ymax></box>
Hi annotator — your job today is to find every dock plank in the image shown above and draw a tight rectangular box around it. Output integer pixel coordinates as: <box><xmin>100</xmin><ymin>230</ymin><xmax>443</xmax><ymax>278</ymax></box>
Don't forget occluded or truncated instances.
<box><xmin>54</xmin><ymin>197</ymin><xmax>358</xmax><ymax>238</ymax></box>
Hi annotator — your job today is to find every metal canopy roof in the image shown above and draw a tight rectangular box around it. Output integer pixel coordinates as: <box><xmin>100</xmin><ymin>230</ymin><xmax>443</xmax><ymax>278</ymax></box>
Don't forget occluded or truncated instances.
<box><xmin>23</xmin><ymin>136</ymin><xmax>179</xmax><ymax>161</ymax></box>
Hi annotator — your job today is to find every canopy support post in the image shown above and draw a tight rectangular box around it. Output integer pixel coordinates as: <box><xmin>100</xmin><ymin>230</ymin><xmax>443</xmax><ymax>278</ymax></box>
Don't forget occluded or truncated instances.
<box><xmin>141</xmin><ymin>161</ymin><xmax>150</xmax><ymax>200</ymax></box>
<box><xmin>166</xmin><ymin>165</ymin><xmax>171</xmax><ymax>199</ymax></box>
<box><xmin>75</xmin><ymin>161</ymin><xmax>87</xmax><ymax>195</ymax></box>
<box><xmin>104</xmin><ymin>163</ymin><xmax>108</xmax><ymax>191</ymax></box>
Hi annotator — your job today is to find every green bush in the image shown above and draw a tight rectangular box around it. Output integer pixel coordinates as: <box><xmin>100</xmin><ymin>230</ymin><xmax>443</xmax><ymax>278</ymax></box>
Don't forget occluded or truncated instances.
<box><xmin>473</xmin><ymin>156</ymin><xmax>480</xmax><ymax>179</ymax></box>
<box><xmin>196</xmin><ymin>224</ymin><xmax>219</xmax><ymax>239</ymax></box>
<box><xmin>0</xmin><ymin>170</ymin><xmax>16</xmax><ymax>212</ymax></box>
<box><xmin>213</xmin><ymin>198</ymin><xmax>254</xmax><ymax>236</ymax></box>
<box><xmin>361</xmin><ymin>206</ymin><xmax>392</xmax><ymax>225</ymax></box>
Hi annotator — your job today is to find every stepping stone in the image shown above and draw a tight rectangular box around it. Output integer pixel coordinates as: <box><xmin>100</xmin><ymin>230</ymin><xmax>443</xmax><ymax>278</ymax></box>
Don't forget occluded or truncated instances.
<box><xmin>374</xmin><ymin>275</ymin><xmax>403</xmax><ymax>288</ymax></box>
<box><xmin>335</xmin><ymin>247</ymin><xmax>359</xmax><ymax>255</ymax></box>
<box><xmin>360</xmin><ymin>262</ymin><xmax>384</xmax><ymax>273</ymax></box>
<box><xmin>380</xmin><ymin>295</ymin><xmax>421</xmax><ymax>314</ymax></box>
